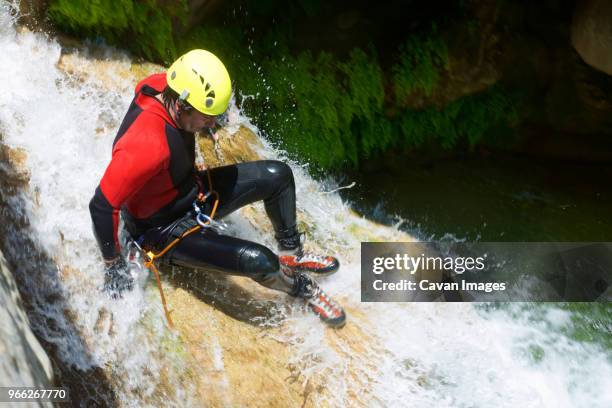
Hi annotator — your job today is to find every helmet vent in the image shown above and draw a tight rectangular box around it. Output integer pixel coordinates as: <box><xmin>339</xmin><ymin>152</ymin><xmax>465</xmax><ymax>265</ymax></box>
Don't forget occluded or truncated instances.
<box><xmin>169</xmin><ymin>50</ymin><xmax>230</xmax><ymax>112</ymax></box>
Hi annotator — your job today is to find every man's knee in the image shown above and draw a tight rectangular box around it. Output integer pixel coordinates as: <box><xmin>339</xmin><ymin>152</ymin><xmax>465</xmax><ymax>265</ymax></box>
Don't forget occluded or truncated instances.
<box><xmin>238</xmin><ymin>243</ymin><xmax>280</xmax><ymax>279</ymax></box>
<box><xmin>263</xmin><ymin>160</ymin><xmax>294</xmax><ymax>189</ymax></box>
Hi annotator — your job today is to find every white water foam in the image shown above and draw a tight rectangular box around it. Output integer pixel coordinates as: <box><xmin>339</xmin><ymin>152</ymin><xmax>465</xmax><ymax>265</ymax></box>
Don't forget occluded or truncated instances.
<box><xmin>0</xmin><ymin>2</ymin><xmax>610</xmax><ymax>406</ymax></box>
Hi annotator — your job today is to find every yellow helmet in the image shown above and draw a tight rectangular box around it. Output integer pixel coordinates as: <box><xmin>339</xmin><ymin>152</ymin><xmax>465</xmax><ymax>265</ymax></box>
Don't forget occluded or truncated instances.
<box><xmin>166</xmin><ymin>49</ymin><xmax>232</xmax><ymax>116</ymax></box>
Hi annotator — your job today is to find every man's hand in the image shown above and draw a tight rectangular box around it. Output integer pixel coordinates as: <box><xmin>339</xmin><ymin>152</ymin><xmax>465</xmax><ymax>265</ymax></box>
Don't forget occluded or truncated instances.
<box><xmin>103</xmin><ymin>257</ymin><xmax>134</xmax><ymax>299</ymax></box>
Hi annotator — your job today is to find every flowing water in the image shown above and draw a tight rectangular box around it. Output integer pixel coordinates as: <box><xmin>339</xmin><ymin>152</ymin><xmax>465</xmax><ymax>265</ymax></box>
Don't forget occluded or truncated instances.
<box><xmin>0</xmin><ymin>2</ymin><xmax>610</xmax><ymax>406</ymax></box>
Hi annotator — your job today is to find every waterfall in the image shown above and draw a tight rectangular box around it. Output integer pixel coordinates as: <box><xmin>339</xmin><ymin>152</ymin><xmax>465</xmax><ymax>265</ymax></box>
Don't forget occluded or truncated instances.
<box><xmin>0</xmin><ymin>2</ymin><xmax>609</xmax><ymax>406</ymax></box>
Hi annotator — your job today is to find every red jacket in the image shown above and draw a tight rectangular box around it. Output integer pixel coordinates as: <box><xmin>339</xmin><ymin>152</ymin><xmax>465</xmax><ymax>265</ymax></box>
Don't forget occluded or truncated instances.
<box><xmin>89</xmin><ymin>73</ymin><xmax>197</xmax><ymax>259</ymax></box>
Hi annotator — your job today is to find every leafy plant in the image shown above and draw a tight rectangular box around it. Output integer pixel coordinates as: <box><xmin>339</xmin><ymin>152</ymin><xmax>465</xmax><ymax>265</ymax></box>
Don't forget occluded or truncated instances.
<box><xmin>393</xmin><ymin>25</ymin><xmax>450</xmax><ymax>101</ymax></box>
<box><xmin>48</xmin><ymin>0</ymin><xmax>185</xmax><ymax>62</ymax></box>
<box><xmin>47</xmin><ymin>2</ymin><xmax>522</xmax><ymax>172</ymax></box>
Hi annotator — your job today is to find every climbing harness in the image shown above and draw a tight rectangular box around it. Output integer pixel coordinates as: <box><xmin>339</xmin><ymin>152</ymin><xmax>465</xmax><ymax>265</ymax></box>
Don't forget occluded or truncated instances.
<box><xmin>133</xmin><ymin>170</ymin><xmax>219</xmax><ymax>329</ymax></box>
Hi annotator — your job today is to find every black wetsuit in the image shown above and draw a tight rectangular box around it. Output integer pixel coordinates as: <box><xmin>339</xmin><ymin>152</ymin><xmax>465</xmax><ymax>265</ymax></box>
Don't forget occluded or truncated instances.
<box><xmin>90</xmin><ymin>73</ymin><xmax>299</xmax><ymax>293</ymax></box>
<box><xmin>138</xmin><ymin>160</ymin><xmax>299</xmax><ymax>290</ymax></box>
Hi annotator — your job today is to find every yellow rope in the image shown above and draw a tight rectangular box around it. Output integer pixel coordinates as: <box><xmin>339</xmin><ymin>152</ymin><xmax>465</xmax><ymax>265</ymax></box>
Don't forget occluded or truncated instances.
<box><xmin>142</xmin><ymin>170</ymin><xmax>219</xmax><ymax>329</ymax></box>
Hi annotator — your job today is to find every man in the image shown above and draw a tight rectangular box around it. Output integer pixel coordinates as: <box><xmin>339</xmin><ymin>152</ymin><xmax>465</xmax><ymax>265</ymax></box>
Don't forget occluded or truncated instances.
<box><xmin>89</xmin><ymin>49</ymin><xmax>346</xmax><ymax>327</ymax></box>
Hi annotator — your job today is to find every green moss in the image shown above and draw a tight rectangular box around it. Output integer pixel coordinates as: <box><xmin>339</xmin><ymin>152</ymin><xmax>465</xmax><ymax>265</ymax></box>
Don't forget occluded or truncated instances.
<box><xmin>527</xmin><ymin>344</ymin><xmax>546</xmax><ymax>363</ymax></box>
<box><xmin>393</xmin><ymin>25</ymin><xmax>450</xmax><ymax>101</ymax></box>
<box><xmin>248</xmin><ymin>49</ymin><xmax>390</xmax><ymax>170</ymax></box>
<box><xmin>221</xmin><ymin>24</ymin><xmax>517</xmax><ymax>172</ymax></box>
<box><xmin>47</xmin><ymin>2</ymin><xmax>522</xmax><ymax>172</ymax></box>
<box><xmin>398</xmin><ymin>85</ymin><xmax>520</xmax><ymax>150</ymax></box>
<box><xmin>228</xmin><ymin>37</ymin><xmax>515</xmax><ymax>171</ymax></box>
<box><xmin>558</xmin><ymin>303</ymin><xmax>612</xmax><ymax>350</ymax></box>
<box><xmin>48</xmin><ymin>0</ymin><xmax>185</xmax><ymax>62</ymax></box>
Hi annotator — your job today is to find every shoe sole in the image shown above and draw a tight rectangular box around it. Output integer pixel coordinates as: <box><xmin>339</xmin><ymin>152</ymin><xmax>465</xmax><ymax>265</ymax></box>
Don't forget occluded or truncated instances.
<box><xmin>324</xmin><ymin>315</ymin><xmax>346</xmax><ymax>328</ymax></box>
<box><xmin>308</xmin><ymin>302</ymin><xmax>346</xmax><ymax>328</ymax></box>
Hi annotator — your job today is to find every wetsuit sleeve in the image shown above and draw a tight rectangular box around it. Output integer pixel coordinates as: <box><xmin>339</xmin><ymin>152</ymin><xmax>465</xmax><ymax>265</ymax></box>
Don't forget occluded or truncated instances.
<box><xmin>89</xmin><ymin>136</ymin><xmax>168</xmax><ymax>260</ymax></box>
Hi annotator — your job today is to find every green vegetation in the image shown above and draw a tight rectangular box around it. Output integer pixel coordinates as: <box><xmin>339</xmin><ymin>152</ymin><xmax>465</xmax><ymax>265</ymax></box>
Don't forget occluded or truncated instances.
<box><xmin>48</xmin><ymin>0</ymin><xmax>185</xmax><ymax>61</ymax></box>
<box><xmin>234</xmin><ymin>46</ymin><xmax>518</xmax><ymax>170</ymax></box>
<box><xmin>480</xmin><ymin>303</ymin><xmax>612</xmax><ymax>352</ymax></box>
<box><xmin>397</xmin><ymin>85</ymin><xmax>519</xmax><ymax>150</ymax></box>
<box><xmin>393</xmin><ymin>26</ymin><xmax>450</xmax><ymax>100</ymax></box>
<box><xmin>559</xmin><ymin>303</ymin><xmax>612</xmax><ymax>350</ymax></box>
<box><xmin>47</xmin><ymin>1</ymin><xmax>522</xmax><ymax>172</ymax></box>
<box><xmin>244</xmin><ymin>49</ymin><xmax>389</xmax><ymax>169</ymax></box>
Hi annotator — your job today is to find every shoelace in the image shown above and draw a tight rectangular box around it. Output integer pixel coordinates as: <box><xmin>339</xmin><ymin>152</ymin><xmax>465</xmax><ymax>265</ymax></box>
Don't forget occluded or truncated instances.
<box><xmin>308</xmin><ymin>286</ymin><xmax>342</xmax><ymax>317</ymax></box>
<box><xmin>292</xmin><ymin>250</ymin><xmax>331</xmax><ymax>264</ymax></box>
<box><xmin>291</xmin><ymin>273</ymin><xmax>342</xmax><ymax>319</ymax></box>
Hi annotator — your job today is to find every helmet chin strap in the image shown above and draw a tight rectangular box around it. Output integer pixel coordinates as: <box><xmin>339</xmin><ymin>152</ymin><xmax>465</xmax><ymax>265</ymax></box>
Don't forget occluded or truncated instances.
<box><xmin>163</xmin><ymin>98</ymin><xmax>187</xmax><ymax>131</ymax></box>
<box><xmin>169</xmin><ymin>100</ymin><xmax>182</xmax><ymax>122</ymax></box>
<box><xmin>159</xmin><ymin>91</ymin><xmax>183</xmax><ymax>127</ymax></box>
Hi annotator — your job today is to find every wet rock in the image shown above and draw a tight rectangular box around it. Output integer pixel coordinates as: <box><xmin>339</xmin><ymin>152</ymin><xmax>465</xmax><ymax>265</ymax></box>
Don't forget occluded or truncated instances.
<box><xmin>17</xmin><ymin>0</ymin><xmax>50</xmax><ymax>32</ymax></box>
<box><xmin>46</xmin><ymin>50</ymin><xmax>419</xmax><ymax>406</ymax></box>
<box><xmin>0</xmin><ymin>144</ymin><xmax>30</xmax><ymax>187</ymax></box>
<box><xmin>571</xmin><ymin>0</ymin><xmax>612</xmax><ymax>77</ymax></box>
<box><xmin>398</xmin><ymin>0</ymin><xmax>504</xmax><ymax>110</ymax></box>
<box><xmin>198</xmin><ymin>125</ymin><xmax>264</xmax><ymax>167</ymax></box>
<box><xmin>0</xmin><ymin>250</ymin><xmax>54</xmax><ymax>398</ymax></box>
<box><xmin>184</xmin><ymin>0</ymin><xmax>226</xmax><ymax>31</ymax></box>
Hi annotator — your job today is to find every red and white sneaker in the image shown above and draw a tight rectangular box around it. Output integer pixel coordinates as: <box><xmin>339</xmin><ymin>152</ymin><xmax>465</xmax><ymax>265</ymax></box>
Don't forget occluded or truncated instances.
<box><xmin>279</xmin><ymin>249</ymin><xmax>340</xmax><ymax>277</ymax></box>
<box><xmin>293</xmin><ymin>272</ymin><xmax>346</xmax><ymax>328</ymax></box>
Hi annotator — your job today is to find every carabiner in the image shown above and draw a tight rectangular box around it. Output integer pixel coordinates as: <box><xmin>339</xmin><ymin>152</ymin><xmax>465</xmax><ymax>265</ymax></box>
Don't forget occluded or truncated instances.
<box><xmin>196</xmin><ymin>212</ymin><xmax>213</xmax><ymax>228</ymax></box>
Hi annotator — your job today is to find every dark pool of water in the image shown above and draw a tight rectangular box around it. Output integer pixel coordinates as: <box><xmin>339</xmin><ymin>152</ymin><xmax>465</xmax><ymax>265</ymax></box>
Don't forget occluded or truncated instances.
<box><xmin>341</xmin><ymin>154</ymin><xmax>612</xmax><ymax>241</ymax></box>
